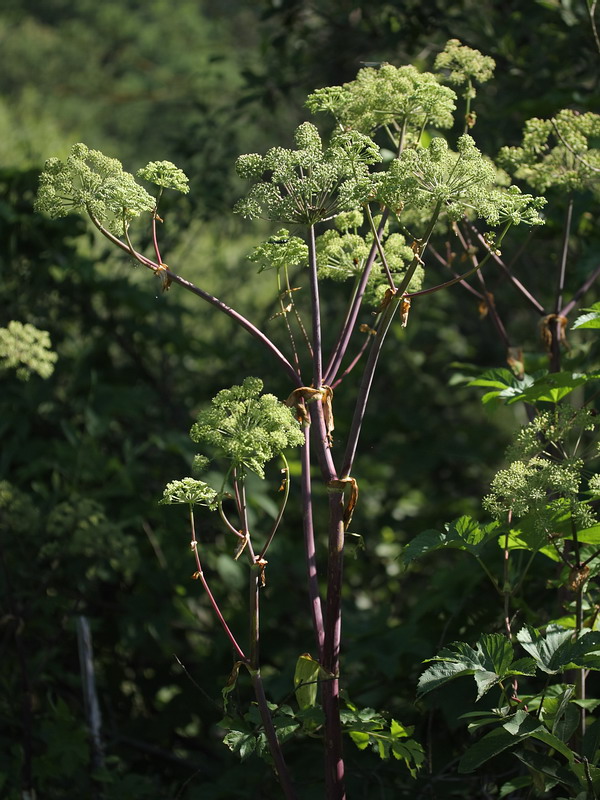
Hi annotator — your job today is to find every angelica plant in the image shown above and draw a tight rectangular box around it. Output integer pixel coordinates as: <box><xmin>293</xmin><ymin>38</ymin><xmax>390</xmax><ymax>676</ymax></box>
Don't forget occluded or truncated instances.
<box><xmin>36</xmin><ymin>41</ymin><xmax>557</xmax><ymax>799</ymax></box>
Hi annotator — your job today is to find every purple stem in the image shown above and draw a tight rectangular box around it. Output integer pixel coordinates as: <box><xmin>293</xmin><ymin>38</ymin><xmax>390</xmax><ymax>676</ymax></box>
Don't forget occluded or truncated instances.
<box><xmin>189</xmin><ymin>508</ymin><xmax>247</xmax><ymax>662</ymax></box>
<box><xmin>551</xmin><ymin>196</ymin><xmax>574</xmax><ymax>372</ymax></box>
<box><xmin>331</xmin><ymin>330</ymin><xmax>373</xmax><ymax>390</ymax></box>
<box><xmin>341</xmin><ymin>297</ymin><xmax>400</xmax><ymax>477</ymax></box>
<box><xmin>322</xmin><ymin>492</ymin><xmax>347</xmax><ymax>800</ymax></box>
<box><xmin>87</xmin><ymin>212</ymin><xmax>302</xmax><ymax>386</ymax></box>
<box><xmin>428</xmin><ymin>245</ymin><xmax>484</xmax><ymax>299</ymax></box>
<box><xmin>555</xmin><ymin>196</ymin><xmax>574</xmax><ymax>314</ymax></box>
<box><xmin>300</xmin><ymin>429</ymin><xmax>324</xmax><ymax>658</ymax></box>
<box><xmin>466</xmin><ymin>221</ymin><xmax>545</xmax><ymax>315</ymax></box>
<box><xmin>342</xmin><ymin>203</ymin><xmax>443</xmax><ymax>477</ymax></box>
<box><xmin>308</xmin><ymin>224</ymin><xmax>323</xmax><ymax>387</ymax></box>
<box><xmin>562</xmin><ymin>261</ymin><xmax>600</xmax><ymax>316</ymax></box>
<box><xmin>251</xmin><ymin>672</ymin><xmax>298</xmax><ymax>800</ymax></box>
<box><xmin>324</xmin><ymin>210</ymin><xmax>389</xmax><ymax>385</ymax></box>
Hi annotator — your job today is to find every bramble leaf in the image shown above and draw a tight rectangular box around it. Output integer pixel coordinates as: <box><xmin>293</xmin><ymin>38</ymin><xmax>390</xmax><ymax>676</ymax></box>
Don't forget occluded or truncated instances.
<box><xmin>401</xmin><ymin>516</ymin><xmax>498</xmax><ymax>564</ymax></box>
<box><xmin>572</xmin><ymin>302</ymin><xmax>600</xmax><ymax>330</ymax></box>
<box><xmin>516</xmin><ymin>625</ymin><xmax>600</xmax><ymax>674</ymax></box>
<box><xmin>418</xmin><ymin>634</ymin><xmax>536</xmax><ymax>700</ymax></box>
<box><xmin>340</xmin><ymin>705</ymin><xmax>424</xmax><ymax>776</ymax></box>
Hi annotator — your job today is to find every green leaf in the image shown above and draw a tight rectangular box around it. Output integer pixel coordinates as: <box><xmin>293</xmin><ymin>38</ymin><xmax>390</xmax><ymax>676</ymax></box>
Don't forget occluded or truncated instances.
<box><xmin>401</xmin><ymin>516</ymin><xmax>497</xmax><ymax>564</ymax></box>
<box><xmin>517</xmin><ymin>625</ymin><xmax>600</xmax><ymax>674</ymax></box>
<box><xmin>512</xmin><ymin>748</ymin><xmax>579</xmax><ymax>792</ymax></box>
<box><xmin>341</xmin><ymin>706</ymin><xmax>424</xmax><ymax>775</ymax></box>
<box><xmin>294</xmin><ymin>653</ymin><xmax>324</xmax><ymax>709</ymax></box>
<box><xmin>572</xmin><ymin>303</ymin><xmax>600</xmax><ymax>330</ymax></box>
<box><xmin>499</xmin><ymin>776</ymin><xmax>532</xmax><ymax>798</ymax></box>
<box><xmin>468</xmin><ymin>368</ymin><xmax>521</xmax><ymax>390</ymax></box>
<box><xmin>518</xmin><ymin>372</ymin><xmax>588</xmax><ymax>404</ymax></box>
<box><xmin>459</xmin><ymin>709</ymin><xmax>576</xmax><ymax>773</ymax></box>
<box><xmin>468</xmin><ymin>369</ymin><xmax>540</xmax><ymax>404</ymax></box>
<box><xmin>458</xmin><ymin>724</ymin><xmax>524</xmax><ymax>772</ymax></box>
<box><xmin>583</xmin><ymin>717</ymin><xmax>600</xmax><ymax>761</ymax></box>
<box><xmin>223</xmin><ymin>728</ymin><xmax>256</xmax><ymax>760</ymax></box>
<box><xmin>418</xmin><ymin>634</ymin><xmax>535</xmax><ymax>700</ymax></box>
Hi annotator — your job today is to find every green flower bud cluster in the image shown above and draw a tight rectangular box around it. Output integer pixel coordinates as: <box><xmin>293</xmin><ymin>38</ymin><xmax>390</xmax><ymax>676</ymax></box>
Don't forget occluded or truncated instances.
<box><xmin>476</xmin><ymin>185</ymin><xmax>546</xmax><ymax>227</ymax></box>
<box><xmin>306</xmin><ymin>64</ymin><xmax>456</xmax><ymax>137</ymax></box>
<box><xmin>506</xmin><ymin>406</ymin><xmax>597</xmax><ymax>463</ymax></box>
<box><xmin>485</xmin><ymin>406</ymin><xmax>599</xmax><ymax>532</ymax></box>
<box><xmin>499</xmin><ymin>110</ymin><xmax>600</xmax><ymax>193</ymax></box>
<box><xmin>190</xmin><ymin>377</ymin><xmax>305</xmax><ymax>479</ymax></box>
<box><xmin>0</xmin><ymin>320</ymin><xmax>58</xmax><ymax>380</ymax></box>
<box><xmin>160</xmin><ymin>478</ymin><xmax>218</xmax><ymax>508</ymax></box>
<box><xmin>377</xmin><ymin>135</ymin><xmax>544</xmax><ymax>226</ymax></box>
<box><xmin>137</xmin><ymin>161</ymin><xmax>190</xmax><ymax>193</ymax></box>
<box><xmin>248</xmin><ymin>229</ymin><xmax>309</xmax><ymax>272</ymax></box>
<box><xmin>315</xmin><ymin>217</ymin><xmax>418</xmax><ymax>305</ymax></box>
<box><xmin>35</xmin><ymin>143</ymin><xmax>156</xmax><ymax>235</ymax></box>
<box><xmin>377</xmin><ymin>135</ymin><xmax>490</xmax><ymax>217</ymax></box>
<box><xmin>434</xmin><ymin>39</ymin><xmax>495</xmax><ymax>98</ymax></box>
<box><xmin>484</xmin><ymin>456</ymin><xmax>592</xmax><ymax>532</ymax></box>
<box><xmin>234</xmin><ymin>123</ymin><xmax>381</xmax><ymax>225</ymax></box>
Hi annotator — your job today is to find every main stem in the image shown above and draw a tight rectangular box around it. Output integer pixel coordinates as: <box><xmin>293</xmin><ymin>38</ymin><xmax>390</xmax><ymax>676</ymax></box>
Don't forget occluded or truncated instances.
<box><xmin>322</xmin><ymin>491</ymin><xmax>347</xmax><ymax>800</ymax></box>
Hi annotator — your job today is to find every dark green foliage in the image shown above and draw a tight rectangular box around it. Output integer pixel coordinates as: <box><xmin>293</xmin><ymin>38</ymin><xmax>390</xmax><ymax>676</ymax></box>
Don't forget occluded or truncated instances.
<box><xmin>3</xmin><ymin>2</ymin><xmax>600</xmax><ymax>799</ymax></box>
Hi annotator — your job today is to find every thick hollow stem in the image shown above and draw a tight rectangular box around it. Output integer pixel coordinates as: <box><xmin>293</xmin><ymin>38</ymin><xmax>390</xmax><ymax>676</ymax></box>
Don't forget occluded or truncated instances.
<box><xmin>322</xmin><ymin>492</ymin><xmax>347</xmax><ymax>800</ymax></box>
<box><xmin>300</xmin><ymin>430</ymin><xmax>325</xmax><ymax>658</ymax></box>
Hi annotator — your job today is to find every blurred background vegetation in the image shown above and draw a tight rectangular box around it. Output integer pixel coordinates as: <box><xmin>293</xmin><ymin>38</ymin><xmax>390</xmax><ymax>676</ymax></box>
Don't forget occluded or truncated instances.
<box><xmin>1</xmin><ymin>1</ymin><xmax>599</xmax><ymax>797</ymax></box>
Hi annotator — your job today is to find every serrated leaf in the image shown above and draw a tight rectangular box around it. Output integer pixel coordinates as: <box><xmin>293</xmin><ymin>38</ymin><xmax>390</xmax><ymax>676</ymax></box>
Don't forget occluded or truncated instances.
<box><xmin>518</xmin><ymin>372</ymin><xmax>588</xmax><ymax>404</ymax></box>
<box><xmin>468</xmin><ymin>368</ymin><xmax>522</xmax><ymax>390</ymax></box>
<box><xmin>349</xmin><ymin>730</ymin><xmax>370</xmax><ymax>750</ymax></box>
<box><xmin>459</xmin><ymin>709</ymin><xmax>576</xmax><ymax>774</ymax></box>
<box><xmin>400</xmin><ymin>529</ymin><xmax>445</xmax><ymax>564</ymax></box>
<box><xmin>401</xmin><ymin>517</ymin><xmax>497</xmax><ymax>564</ymax></box>
<box><xmin>418</xmin><ymin>634</ymin><xmax>533</xmax><ymax>701</ymax></box>
<box><xmin>572</xmin><ymin>305</ymin><xmax>600</xmax><ymax>329</ymax></box>
<box><xmin>517</xmin><ymin>625</ymin><xmax>600</xmax><ymax>674</ymax></box>
<box><xmin>223</xmin><ymin>729</ymin><xmax>256</xmax><ymax>760</ymax></box>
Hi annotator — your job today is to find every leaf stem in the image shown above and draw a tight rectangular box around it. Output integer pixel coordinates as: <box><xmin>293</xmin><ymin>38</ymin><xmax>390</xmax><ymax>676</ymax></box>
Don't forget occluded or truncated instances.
<box><xmin>323</xmin><ymin>210</ymin><xmax>390</xmax><ymax>385</ymax></box>
<box><xmin>308</xmin><ymin>224</ymin><xmax>323</xmax><ymax>387</ymax></box>
<box><xmin>188</xmin><ymin>506</ymin><xmax>247</xmax><ymax>662</ymax></box>
<box><xmin>87</xmin><ymin>211</ymin><xmax>302</xmax><ymax>385</ymax></box>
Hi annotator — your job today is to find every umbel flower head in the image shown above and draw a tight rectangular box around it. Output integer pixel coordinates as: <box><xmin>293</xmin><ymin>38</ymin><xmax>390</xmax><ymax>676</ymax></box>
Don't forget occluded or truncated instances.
<box><xmin>499</xmin><ymin>110</ymin><xmax>600</xmax><ymax>193</ymax></box>
<box><xmin>484</xmin><ymin>406</ymin><xmax>599</xmax><ymax>534</ymax></box>
<box><xmin>137</xmin><ymin>161</ymin><xmax>190</xmax><ymax>193</ymax></box>
<box><xmin>234</xmin><ymin>122</ymin><xmax>381</xmax><ymax>225</ymax></box>
<box><xmin>35</xmin><ymin>143</ymin><xmax>156</xmax><ymax>235</ymax></box>
<box><xmin>315</xmin><ymin>214</ymin><xmax>419</xmax><ymax>304</ymax></box>
<box><xmin>434</xmin><ymin>39</ymin><xmax>495</xmax><ymax>98</ymax></box>
<box><xmin>190</xmin><ymin>377</ymin><xmax>305</xmax><ymax>478</ymax></box>
<box><xmin>306</xmin><ymin>63</ymin><xmax>456</xmax><ymax>140</ymax></box>
<box><xmin>0</xmin><ymin>321</ymin><xmax>58</xmax><ymax>381</ymax></box>
<box><xmin>160</xmin><ymin>478</ymin><xmax>218</xmax><ymax>508</ymax></box>
<box><xmin>377</xmin><ymin>135</ymin><xmax>545</xmax><ymax>226</ymax></box>
<box><xmin>248</xmin><ymin>229</ymin><xmax>309</xmax><ymax>272</ymax></box>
